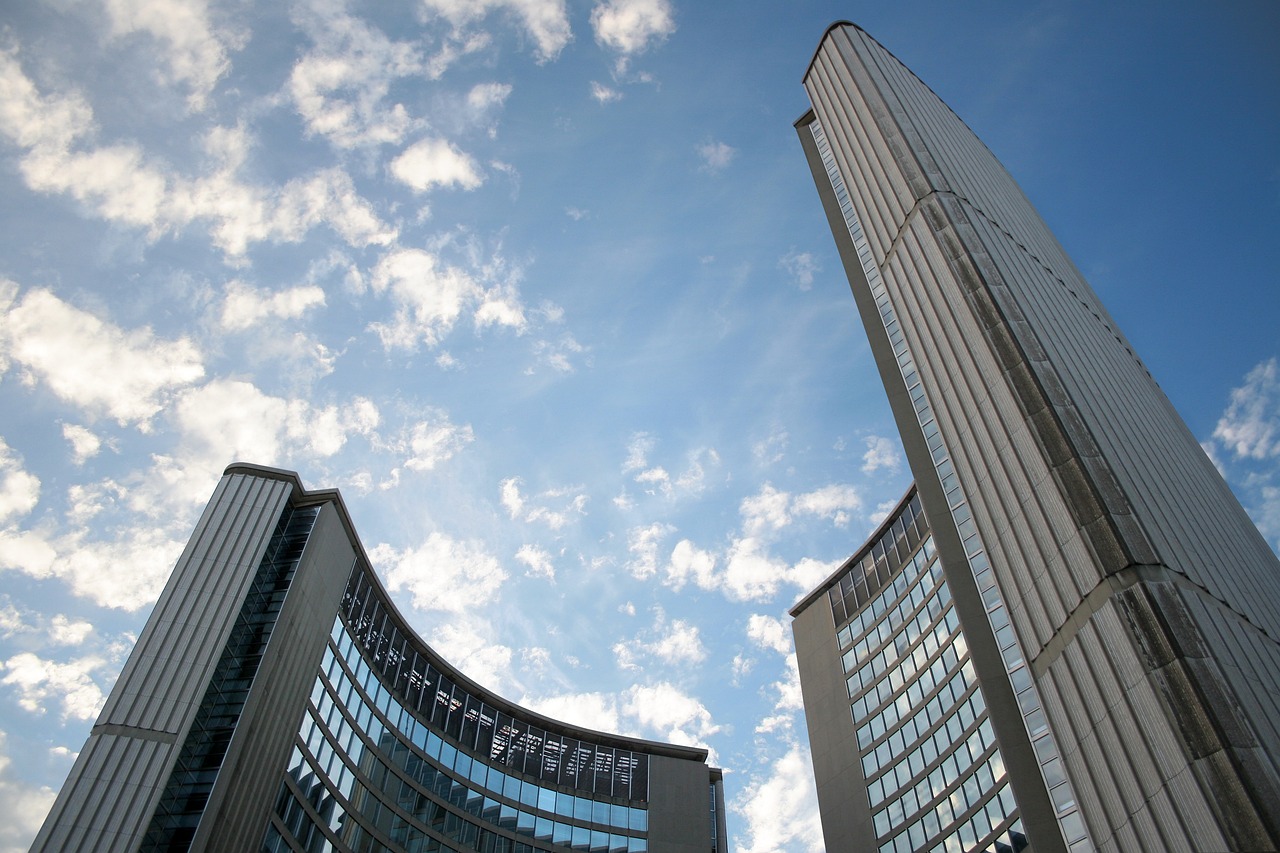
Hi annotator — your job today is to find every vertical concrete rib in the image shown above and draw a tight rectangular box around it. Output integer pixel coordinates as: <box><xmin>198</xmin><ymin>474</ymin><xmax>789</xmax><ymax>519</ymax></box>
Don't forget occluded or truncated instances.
<box><xmin>30</xmin><ymin>472</ymin><xmax>293</xmax><ymax>853</ymax></box>
<box><xmin>799</xmin><ymin>21</ymin><xmax>1280</xmax><ymax>852</ymax></box>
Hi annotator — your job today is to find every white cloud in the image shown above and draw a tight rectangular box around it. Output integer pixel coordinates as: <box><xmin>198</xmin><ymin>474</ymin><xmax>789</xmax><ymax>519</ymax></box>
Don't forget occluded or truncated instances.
<box><xmin>674</xmin><ymin>447</ymin><xmax>719</xmax><ymax>495</ymax></box>
<box><xmin>623</xmin><ymin>432</ymin><xmax>655</xmax><ymax>472</ymax></box>
<box><xmin>0</xmin><ymin>730</ymin><xmax>57</xmax><ymax>853</ymax></box>
<box><xmin>0</xmin><ymin>440</ymin><xmax>40</xmax><ymax>525</ymax></box>
<box><xmin>515</xmin><ymin>543</ymin><xmax>555</xmax><ymax>580</ymax></box>
<box><xmin>466</xmin><ymin>82</ymin><xmax>514</xmax><ymax>137</ymax></box>
<box><xmin>48</xmin><ymin>615</ymin><xmax>94</xmax><ymax>646</ymax></box>
<box><xmin>793</xmin><ymin>483</ymin><xmax>861</xmax><ymax>527</ymax></box>
<box><xmin>869</xmin><ymin>498</ymin><xmax>898</xmax><ymax>527</ymax></box>
<box><xmin>61</xmin><ymin>424</ymin><xmax>103</xmax><ymax>465</ymax></box>
<box><xmin>624</xmin><ymin>521</ymin><xmax>674</xmax><ymax>579</ymax></box>
<box><xmin>665</xmin><ymin>539</ymin><xmax>716</xmax><ymax>591</ymax></box>
<box><xmin>288</xmin><ymin>2</ymin><xmax>423</xmax><ymax>148</ymax></box>
<box><xmin>522</xmin><ymin>691</ymin><xmax>621</xmax><ymax>734</ymax></box>
<box><xmin>746</xmin><ymin>613</ymin><xmax>791</xmax><ymax>656</ymax></box>
<box><xmin>862</xmin><ymin>434</ymin><xmax>903</xmax><ymax>474</ymax></box>
<box><xmin>426</xmin><ymin>619</ymin><xmax>514</xmax><ymax>693</ymax></box>
<box><xmin>390</xmin><ymin>138</ymin><xmax>484</xmax><ymax>193</ymax></box>
<box><xmin>1</xmin><ymin>651</ymin><xmax>107</xmax><ymax>720</ymax></box>
<box><xmin>615</xmin><ymin>614</ymin><xmax>706</xmax><ymax>669</ymax></box>
<box><xmin>697</xmin><ymin>140</ymin><xmax>735</xmax><ymax>173</ymax></box>
<box><xmin>0</xmin><ymin>54</ymin><xmax>396</xmax><ymax>257</ymax></box>
<box><xmin>400</xmin><ymin>413</ymin><xmax>474</xmax><ymax>473</ymax></box>
<box><xmin>590</xmin><ymin>0</ymin><xmax>675</xmax><ymax>55</ymax></box>
<box><xmin>367</xmin><ymin>247</ymin><xmax>525</xmax><ymax>350</ymax></box>
<box><xmin>420</xmin><ymin>0</ymin><xmax>573</xmax><ymax>62</ymax></box>
<box><xmin>103</xmin><ymin>0</ymin><xmax>244</xmax><ymax>110</ymax></box>
<box><xmin>590</xmin><ymin>81</ymin><xmax>621</xmax><ymax>104</ymax></box>
<box><xmin>501</xmin><ymin>480</ymin><xmax>588</xmax><ymax>530</ymax></box>
<box><xmin>732</xmin><ymin>741</ymin><xmax>824</xmax><ymax>853</ymax></box>
<box><xmin>220</xmin><ymin>280</ymin><xmax>326</xmax><ymax>331</ymax></box>
<box><xmin>741</xmin><ymin>484</ymin><xmax>791</xmax><ymax>537</ymax></box>
<box><xmin>722</xmin><ymin>535</ymin><xmax>790</xmax><ymax>602</ymax></box>
<box><xmin>780</xmin><ymin>249</ymin><xmax>820</xmax><ymax>290</ymax></box>
<box><xmin>0</xmin><ymin>285</ymin><xmax>204</xmax><ymax>429</ymax></box>
<box><xmin>530</xmin><ymin>334</ymin><xmax>585</xmax><ymax>373</ymax></box>
<box><xmin>621</xmin><ymin>682</ymin><xmax>718</xmax><ymax>749</ymax></box>
<box><xmin>500</xmin><ymin>477</ymin><xmax>525</xmax><ymax>518</ymax></box>
<box><xmin>373</xmin><ymin>532</ymin><xmax>507</xmax><ymax>613</ymax></box>
<box><xmin>523</xmin><ymin>682</ymin><xmax>717</xmax><ymax>752</ymax></box>
<box><xmin>368</xmin><ymin>248</ymin><xmax>479</xmax><ymax>349</ymax></box>
<box><xmin>1214</xmin><ymin>357</ymin><xmax>1279</xmax><ymax>460</ymax></box>
<box><xmin>753</xmin><ymin>427</ymin><xmax>788</xmax><ymax>466</ymax></box>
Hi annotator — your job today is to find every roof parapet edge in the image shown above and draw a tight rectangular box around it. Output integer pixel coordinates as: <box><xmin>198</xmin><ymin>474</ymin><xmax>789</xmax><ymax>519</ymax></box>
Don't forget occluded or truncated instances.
<box><xmin>220</xmin><ymin>462</ymin><xmax>711</xmax><ymax>764</ymax></box>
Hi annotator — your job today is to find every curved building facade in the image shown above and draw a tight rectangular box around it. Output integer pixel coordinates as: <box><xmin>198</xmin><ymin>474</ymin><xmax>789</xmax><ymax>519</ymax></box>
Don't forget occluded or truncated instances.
<box><xmin>793</xmin><ymin>20</ymin><xmax>1280</xmax><ymax>853</ymax></box>
<box><xmin>33</xmin><ymin>464</ymin><xmax>727</xmax><ymax>853</ymax></box>
<box><xmin>792</xmin><ymin>488</ymin><xmax>1030</xmax><ymax>853</ymax></box>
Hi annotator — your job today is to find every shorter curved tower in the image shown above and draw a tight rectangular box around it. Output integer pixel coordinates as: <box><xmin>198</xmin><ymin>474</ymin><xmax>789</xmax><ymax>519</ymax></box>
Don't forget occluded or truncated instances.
<box><xmin>33</xmin><ymin>463</ymin><xmax>727</xmax><ymax>853</ymax></box>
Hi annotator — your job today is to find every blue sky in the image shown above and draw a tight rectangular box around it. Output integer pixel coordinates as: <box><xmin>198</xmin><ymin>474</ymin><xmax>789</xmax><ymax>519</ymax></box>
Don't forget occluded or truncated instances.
<box><xmin>0</xmin><ymin>1</ymin><xmax>1277</xmax><ymax>850</ymax></box>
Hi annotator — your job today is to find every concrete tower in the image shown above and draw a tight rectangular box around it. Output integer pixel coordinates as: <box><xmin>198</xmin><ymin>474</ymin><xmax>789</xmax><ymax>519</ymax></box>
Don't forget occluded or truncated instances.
<box><xmin>792</xmin><ymin>21</ymin><xmax>1280</xmax><ymax>853</ymax></box>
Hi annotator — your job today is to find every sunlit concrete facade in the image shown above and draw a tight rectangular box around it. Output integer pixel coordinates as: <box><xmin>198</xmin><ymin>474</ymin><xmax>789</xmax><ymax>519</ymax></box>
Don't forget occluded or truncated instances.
<box><xmin>792</xmin><ymin>21</ymin><xmax>1280</xmax><ymax>853</ymax></box>
<box><xmin>33</xmin><ymin>464</ymin><xmax>727</xmax><ymax>853</ymax></box>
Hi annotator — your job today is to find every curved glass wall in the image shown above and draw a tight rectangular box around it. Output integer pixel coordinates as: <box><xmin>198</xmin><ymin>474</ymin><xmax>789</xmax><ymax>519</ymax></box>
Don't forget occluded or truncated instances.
<box><xmin>825</xmin><ymin>492</ymin><xmax>1025</xmax><ymax>853</ymax></box>
<box><xmin>262</xmin><ymin>564</ymin><xmax>656</xmax><ymax>853</ymax></box>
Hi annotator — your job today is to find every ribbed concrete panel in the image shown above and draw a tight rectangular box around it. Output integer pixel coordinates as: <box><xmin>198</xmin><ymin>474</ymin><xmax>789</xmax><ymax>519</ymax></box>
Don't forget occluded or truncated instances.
<box><xmin>31</xmin><ymin>472</ymin><xmax>292</xmax><ymax>853</ymax></box>
<box><xmin>194</xmin><ymin>501</ymin><xmax>355</xmax><ymax>851</ymax></box>
<box><xmin>799</xmin><ymin>21</ymin><xmax>1280</xmax><ymax>852</ymax></box>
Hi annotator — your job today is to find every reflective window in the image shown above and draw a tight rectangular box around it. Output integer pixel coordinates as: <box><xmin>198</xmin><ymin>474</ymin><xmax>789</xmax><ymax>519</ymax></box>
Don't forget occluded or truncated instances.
<box><xmin>266</xmin><ymin>613</ymin><xmax>653</xmax><ymax>853</ymax></box>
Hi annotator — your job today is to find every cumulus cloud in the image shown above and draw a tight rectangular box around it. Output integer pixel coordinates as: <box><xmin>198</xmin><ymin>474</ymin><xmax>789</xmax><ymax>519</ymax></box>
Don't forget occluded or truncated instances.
<box><xmin>753</xmin><ymin>427</ymin><xmax>788</xmax><ymax>466</ymax></box>
<box><xmin>367</xmin><ymin>247</ymin><xmax>527</xmax><ymax>350</ymax></box>
<box><xmin>746</xmin><ymin>613</ymin><xmax>791</xmax><ymax>656</ymax></box>
<box><xmin>220</xmin><ymin>280</ymin><xmax>326</xmax><ymax>331</ymax></box>
<box><xmin>390</xmin><ymin>138</ymin><xmax>484</xmax><ymax>193</ymax></box>
<box><xmin>0</xmin><ymin>284</ymin><xmax>204</xmax><ymax>429</ymax></box>
<box><xmin>426</xmin><ymin>618</ymin><xmax>515</xmax><ymax>693</ymax></box>
<box><xmin>793</xmin><ymin>483</ymin><xmax>861</xmax><ymax>527</ymax></box>
<box><xmin>590</xmin><ymin>0</ymin><xmax>675</xmax><ymax>55</ymax></box>
<box><xmin>398</xmin><ymin>412</ymin><xmax>474</xmax><ymax>473</ymax></box>
<box><xmin>61</xmin><ymin>424</ymin><xmax>103</xmax><ymax>466</ymax></box>
<box><xmin>696</xmin><ymin>140</ymin><xmax>735</xmax><ymax>173</ymax></box>
<box><xmin>780</xmin><ymin>249</ymin><xmax>820</xmax><ymax>290</ymax></box>
<box><xmin>679</xmin><ymin>483</ymin><xmax>859</xmax><ymax>603</ymax></box>
<box><xmin>615</xmin><ymin>614</ymin><xmax>706</xmax><ymax>670</ymax></box>
<box><xmin>0</xmin><ymin>730</ymin><xmax>57</xmax><ymax>853</ymax></box>
<box><xmin>526</xmin><ymin>681</ymin><xmax>718</xmax><ymax>751</ymax></box>
<box><xmin>732</xmin><ymin>742</ymin><xmax>824</xmax><ymax>853</ymax></box>
<box><xmin>1214</xmin><ymin>358</ymin><xmax>1279</xmax><ymax>460</ymax></box>
<box><xmin>624</xmin><ymin>521</ymin><xmax>674</xmax><ymax>579</ymax></box>
<box><xmin>1</xmin><ymin>651</ymin><xmax>108</xmax><ymax>720</ymax></box>
<box><xmin>500</xmin><ymin>479</ymin><xmax>588</xmax><ymax>530</ymax></box>
<box><xmin>589</xmin><ymin>81</ymin><xmax>622</xmax><ymax>104</ymax></box>
<box><xmin>288</xmin><ymin>2</ymin><xmax>423</xmax><ymax>148</ymax></box>
<box><xmin>665</xmin><ymin>539</ymin><xmax>716</xmax><ymax>591</ymax></box>
<box><xmin>373</xmin><ymin>532</ymin><xmax>507</xmax><ymax>613</ymax></box>
<box><xmin>529</xmin><ymin>334</ymin><xmax>585</xmax><ymax>374</ymax></box>
<box><xmin>103</xmin><ymin>0</ymin><xmax>245</xmax><ymax>110</ymax></box>
<box><xmin>515</xmin><ymin>543</ymin><xmax>555</xmax><ymax>581</ymax></box>
<box><xmin>0</xmin><ymin>440</ymin><xmax>40</xmax><ymax>525</ymax></box>
<box><xmin>420</xmin><ymin>0</ymin><xmax>573</xmax><ymax>62</ymax></box>
<box><xmin>862</xmin><ymin>434</ymin><xmax>903</xmax><ymax>474</ymax></box>
<box><xmin>0</xmin><ymin>53</ymin><xmax>396</xmax><ymax>257</ymax></box>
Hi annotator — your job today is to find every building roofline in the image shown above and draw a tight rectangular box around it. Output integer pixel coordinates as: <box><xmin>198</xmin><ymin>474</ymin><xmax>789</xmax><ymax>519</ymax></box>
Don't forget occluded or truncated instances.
<box><xmin>801</xmin><ymin>20</ymin><xmax>859</xmax><ymax>81</ymax></box>
<box><xmin>222</xmin><ymin>462</ymin><xmax>712</xmax><ymax>764</ymax></box>
<box><xmin>788</xmin><ymin>481</ymin><xmax>918</xmax><ymax>617</ymax></box>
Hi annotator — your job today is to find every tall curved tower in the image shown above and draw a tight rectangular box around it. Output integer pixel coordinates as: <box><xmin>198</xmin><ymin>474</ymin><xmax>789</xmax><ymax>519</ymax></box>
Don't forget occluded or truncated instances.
<box><xmin>33</xmin><ymin>464</ymin><xmax>727</xmax><ymax>853</ymax></box>
<box><xmin>791</xmin><ymin>21</ymin><xmax>1280</xmax><ymax>853</ymax></box>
